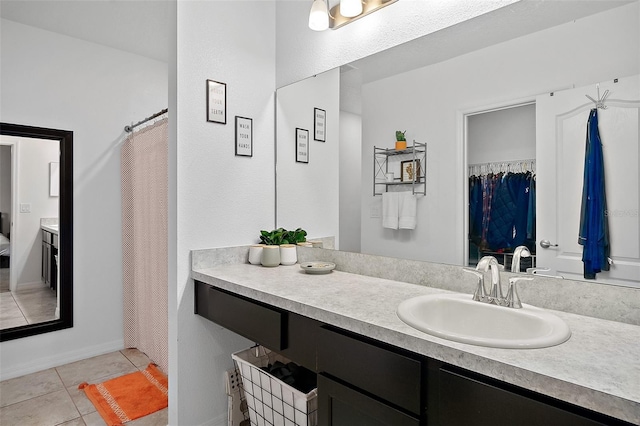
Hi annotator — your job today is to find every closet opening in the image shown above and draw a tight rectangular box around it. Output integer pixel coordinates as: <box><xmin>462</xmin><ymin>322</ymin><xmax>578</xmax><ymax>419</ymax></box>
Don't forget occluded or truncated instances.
<box><xmin>465</xmin><ymin>101</ymin><xmax>536</xmax><ymax>271</ymax></box>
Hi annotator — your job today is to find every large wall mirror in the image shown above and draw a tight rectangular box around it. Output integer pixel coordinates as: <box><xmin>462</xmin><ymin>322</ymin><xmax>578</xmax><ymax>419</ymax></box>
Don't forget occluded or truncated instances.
<box><xmin>276</xmin><ymin>2</ymin><xmax>640</xmax><ymax>288</ymax></box>
<box><xmin>0</xmin><ymin>122</ymin><xmax>73</xmax><ymax>341</ymax></box>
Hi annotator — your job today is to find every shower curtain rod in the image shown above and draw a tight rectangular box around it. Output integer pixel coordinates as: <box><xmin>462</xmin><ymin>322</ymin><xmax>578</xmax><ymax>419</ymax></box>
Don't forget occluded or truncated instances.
<box><xmin>124</xmin><ymin>108</ymin><xmax>168</xmax><ymax>133</ymax></box>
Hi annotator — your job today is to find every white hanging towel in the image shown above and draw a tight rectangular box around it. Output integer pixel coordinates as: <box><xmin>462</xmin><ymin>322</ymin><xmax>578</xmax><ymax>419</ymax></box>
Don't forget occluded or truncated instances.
<box><xmin>382</xmin><ymin>192</ymin><xmax>399</xmax><ymax>229</ymax></box>
<box><xmin>399</xmin><ymin>192</ymin><xmax>417</xmax><ymax>230</ymax></box>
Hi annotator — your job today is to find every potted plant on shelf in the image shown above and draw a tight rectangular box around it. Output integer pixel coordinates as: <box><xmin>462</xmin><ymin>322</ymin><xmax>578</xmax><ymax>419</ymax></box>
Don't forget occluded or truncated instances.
<box><xmin>395</xmin><ymin>130</ymin><xmax>407</xmax><ymax>151</ymax></box>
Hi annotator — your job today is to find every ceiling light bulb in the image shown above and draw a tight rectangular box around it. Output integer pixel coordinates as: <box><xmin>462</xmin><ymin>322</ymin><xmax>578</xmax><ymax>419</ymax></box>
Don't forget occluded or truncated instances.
<box><xmin>340</xmin><ymin>0</ymin><xmax>363</xmax><ymax>18</ymax></box>
<box><xmin>309</xmin><ymin>0</ymin><xmax>329</xmax><ymax>31</ymax></box>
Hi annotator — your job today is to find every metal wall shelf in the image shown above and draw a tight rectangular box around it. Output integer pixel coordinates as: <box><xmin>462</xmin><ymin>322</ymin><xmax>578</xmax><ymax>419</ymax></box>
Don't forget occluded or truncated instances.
<box><xmin>373</xmin><ymin>141</ymin><xmax>427</xmax><ymax>196</ymax></box>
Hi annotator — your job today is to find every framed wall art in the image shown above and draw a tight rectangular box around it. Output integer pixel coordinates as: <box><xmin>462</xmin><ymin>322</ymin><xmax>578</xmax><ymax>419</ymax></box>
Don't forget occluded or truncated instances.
<box><xmin>401</xmin><ymin>159</ymin><xmax>421</xmax><ymax>182</ymax></box>
<box><xmin>206</xmin><ymin>79</ymin><xmax>226</xmax><ymax>124</ymax></box>
<box><xmin>235</xmin><ymin>116</ymin><xmax>252</xmax><ymax>157</ymax></box>
<box><xmin>314</xmin><ymin>107</ymin><xmax>326</xmax><ymax>142</ymax></box>
<box><xmin>296</xmin><ymin>128</ymin><xmax>309</xmax><ymax>163</ymax></box>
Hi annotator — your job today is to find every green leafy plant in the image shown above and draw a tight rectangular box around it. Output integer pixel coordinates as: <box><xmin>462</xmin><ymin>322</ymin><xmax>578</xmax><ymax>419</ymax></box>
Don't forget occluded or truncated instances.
<box><xmin>287</xmin><ymin>228</ymin><xmax>308</xmax><ymax>244</ymax></box>
<box><xmin>259</xmin><ymin>227</ymin><xmax>307</xmax><ymax>245</ymax></box>
<box><xmin>395</xmin><ymin>130</ymin><xmax>406</xmax><ymax>141</ymax></box>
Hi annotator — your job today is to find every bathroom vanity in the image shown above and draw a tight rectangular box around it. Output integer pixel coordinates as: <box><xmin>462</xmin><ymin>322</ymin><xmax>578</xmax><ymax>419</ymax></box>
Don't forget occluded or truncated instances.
<box><xmin>192</xmin><ymin>254</ymin><xmax>639</xmax><ymax>426</ymax></box>
<box><xmin>41</xmin><ymin>224</ymin><xmax>58</xmax><ymax>291</ymax></box>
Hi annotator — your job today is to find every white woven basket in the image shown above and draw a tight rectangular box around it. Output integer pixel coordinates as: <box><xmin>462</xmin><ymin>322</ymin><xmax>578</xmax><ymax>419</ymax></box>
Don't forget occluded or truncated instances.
<box><xmin>232</xmin><ymin>346</ymin><xmax>318</xmax><ymax>426</ymax></box>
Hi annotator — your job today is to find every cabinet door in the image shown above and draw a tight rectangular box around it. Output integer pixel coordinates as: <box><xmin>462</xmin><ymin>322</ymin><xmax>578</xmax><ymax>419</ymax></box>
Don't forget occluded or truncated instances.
<box><xmin>318</xmin><ymin>374</ymin><xmax>419</xmax><ymax>426</ymax></box>
<box><xmin>194</xmin><ymin>282</ymin><xmax>287</xmax><ymax>351</ymax></box>
<box><xmin>42</xmin><ymin>242</ymin><xmax>47</xmax><ymax>282</ymax></box>
<box><xmin>317</xmin><ymin>326</ymin><xmax>423</xmax><ymax>415</ymax></box>
<box><xmin>436</xmin><ymin>366</ymin><xmax>609</xmax><ymax>426</ymax></box>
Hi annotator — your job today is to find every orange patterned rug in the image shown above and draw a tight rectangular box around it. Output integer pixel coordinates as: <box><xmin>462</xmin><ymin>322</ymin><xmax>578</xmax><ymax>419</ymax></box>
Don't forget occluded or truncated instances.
<box><xmin>78</xmin><ymin>363</ymin><xmax>168</xmax><ymax>426</ymax></box>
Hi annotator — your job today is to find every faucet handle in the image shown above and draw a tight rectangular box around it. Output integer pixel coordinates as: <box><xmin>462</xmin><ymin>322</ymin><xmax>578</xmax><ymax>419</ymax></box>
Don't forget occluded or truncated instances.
<box><xmin>464</xmin><ymin>269</ymin><xmax>486</xmax><ymax>301</ymax></box>
<box><xmin>505</xmin><ymin>277</ymin><xmax>533</xmax><ymax>308</ymax></box>
<box><xmin>526</xmin><ymin>267</ymin><xmax>550</xmax><ymax>275</ymax></box>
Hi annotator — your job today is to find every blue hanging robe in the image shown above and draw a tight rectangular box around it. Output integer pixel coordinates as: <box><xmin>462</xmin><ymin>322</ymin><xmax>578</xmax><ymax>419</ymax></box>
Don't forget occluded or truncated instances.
<box><xmin>578</xmin><ymin>109</ymin><xmax>610</xmax><ymax>279</ymax></box>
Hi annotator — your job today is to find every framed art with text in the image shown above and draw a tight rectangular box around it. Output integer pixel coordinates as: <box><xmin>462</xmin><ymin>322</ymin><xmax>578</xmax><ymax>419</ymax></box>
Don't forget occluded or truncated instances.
<box><xmin>235</xmin><ymin>116</ymin><xmax>252</xmax><ymax>157</ymax></box>
<box><xmin>296</xmin><ymin>128</ymin><xmax>309</xmax><ymax>163</ymax></box>
<box><xmin>206</xmin><ymin>79</ymin><xmax>226</xmax><ymax>124</ymax></box>
<box><xmin>314</xmin><ymin>108</ymin><xmax>326</xmax><ymax>142</ymax></box>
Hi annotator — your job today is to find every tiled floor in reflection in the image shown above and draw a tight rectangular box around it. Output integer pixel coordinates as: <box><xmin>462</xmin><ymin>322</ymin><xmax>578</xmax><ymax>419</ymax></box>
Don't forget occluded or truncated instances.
<box><xmin>0</xmin><ymin>349</ymin><xmax>168</xmax><ymax>426</ymax></box>
<box><xmin>0</xmin><ymin>282</ymin><xmax>58</xmax><ymax>330</ymax></box>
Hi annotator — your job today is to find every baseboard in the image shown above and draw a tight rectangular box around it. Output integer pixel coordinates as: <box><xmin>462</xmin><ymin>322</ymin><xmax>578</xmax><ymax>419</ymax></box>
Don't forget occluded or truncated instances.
<box><xmin>206</xmin><ymin>413</ymin><xmax>227</xmax><ymax>426</ymax></box>
<box><xmin>0</xmin><ymin>338</ymin><xmax>125</xmax><ymax>381</ymax></box>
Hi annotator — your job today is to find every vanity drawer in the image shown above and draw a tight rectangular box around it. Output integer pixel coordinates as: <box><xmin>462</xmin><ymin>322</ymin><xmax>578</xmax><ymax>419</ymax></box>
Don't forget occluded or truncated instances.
<box><xmin>318</xmin><ymin>374</ymin><xmax>420</xmax><ymax>426</ymax></box>
<box><xmin>317</xmin><ymin>326</ymin><xmax>423</xmax><ymax>416</ymax></box>
<box><xmin>195</xmin><ymin>281</ymin><xmax>287</xmax><ymax>351</ymax></box>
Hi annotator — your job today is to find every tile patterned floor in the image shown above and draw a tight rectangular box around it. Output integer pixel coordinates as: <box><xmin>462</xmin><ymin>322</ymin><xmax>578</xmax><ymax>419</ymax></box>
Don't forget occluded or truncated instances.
<box><xmin>0</xmin><ymin>282</ymin><xmax>58</xmax><ymax>330</ymax></box>
<box><xmin>0</xmin><ymin>349</ymin><xmax>168</xmax><ymax>426</ymax></box>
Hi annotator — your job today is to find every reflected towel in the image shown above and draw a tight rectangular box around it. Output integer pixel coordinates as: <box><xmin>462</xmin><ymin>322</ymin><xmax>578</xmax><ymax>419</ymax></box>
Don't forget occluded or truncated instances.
<box><xmin>399</xmin><ymin>192</ymin><xmax>417</xmax><ymax>230</ymax></box>
<box><xmin>382</xmin><ymin>192</ymin><xmax>399</xmax><ymax>229</ymax></box>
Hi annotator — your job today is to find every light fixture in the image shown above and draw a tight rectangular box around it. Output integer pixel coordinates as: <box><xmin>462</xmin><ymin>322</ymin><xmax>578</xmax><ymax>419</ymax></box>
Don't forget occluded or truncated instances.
<box><xmin>339</xmin><ymin>0</ymin><xmax>363</xmax><ymax>18</ymax></box>
<box><xmin>309</xmin><ymin>0</ymin><xmax>330</xmax><ymax>32</ymax></box>
<box><xmin>308</xmin><ymin>0</ymin><xmax>398</xmax><ymax>31</ymax></box>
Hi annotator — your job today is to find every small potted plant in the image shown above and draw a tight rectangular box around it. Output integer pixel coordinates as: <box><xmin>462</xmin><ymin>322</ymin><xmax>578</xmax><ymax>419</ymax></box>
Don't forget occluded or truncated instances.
<box><xmin>258</xmin><ymin>227</ymin><xmax>307</xmax><ymax>266</ymax></box>
<box><xmin>395</xmin><ymin>130</ymin><xmax>407</xmax><ymax>151</ymax></box>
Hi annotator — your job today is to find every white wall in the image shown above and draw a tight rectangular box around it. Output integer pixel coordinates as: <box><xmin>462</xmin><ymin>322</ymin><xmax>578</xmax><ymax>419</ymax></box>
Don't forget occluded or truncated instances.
<box><xmin>467</xmin><ymin>103</ymin><xmax>536</xmax><ymax>165</ymax></box>
<box><xmin>0</xmin><ymin>136</ymin><xmax>59</xmax><ymax>286</ymax></box>
<box><xmin>275</xmin><ymin>0</ymin><xmax>520</xmax><ymax>87</ymax></box>
<box><xmin>0</xmin><ymin>19</ymin><xmax>167</xmax><ymax>380</ymax></box>
<box><xmin>276</xmin><ymin>68</ymin><xmax>340</xmax><ymax>242</ymax></box>
<box><xmin>339</xmin><ymin>110</ymin><xmax>362</xmax><ymax>252</ymax></box>
<box><xmin>360</xmin><ymin>3</ymin><xmax>639</xmax><ymax>265</ymax></box>
<box><xmin>174</xmin><ymin>1</ymin><xmax>276</xmax><ymax>424</ymax></box>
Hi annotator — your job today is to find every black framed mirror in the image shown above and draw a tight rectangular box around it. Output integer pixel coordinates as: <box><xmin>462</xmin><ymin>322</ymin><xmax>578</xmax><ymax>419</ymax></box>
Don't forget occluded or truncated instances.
<box><xmin>0</xmin><ymin>122</ymin><xmax>73</xmax><ymax>341</ymax></box>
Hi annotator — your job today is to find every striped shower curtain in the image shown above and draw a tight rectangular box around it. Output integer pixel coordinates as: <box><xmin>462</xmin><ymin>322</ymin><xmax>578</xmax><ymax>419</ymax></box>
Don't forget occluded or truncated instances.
<box><xmin>121</xmin><ymin>117</ymin><xmax>168</xmax><ymax>374</ymax></box>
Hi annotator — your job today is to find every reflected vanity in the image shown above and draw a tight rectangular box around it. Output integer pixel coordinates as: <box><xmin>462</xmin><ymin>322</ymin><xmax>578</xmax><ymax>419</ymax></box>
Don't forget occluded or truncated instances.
<box><xmin>0</xmin><ymin>123</ymin><xmax>73</xmax><ymax>342</ymax></box>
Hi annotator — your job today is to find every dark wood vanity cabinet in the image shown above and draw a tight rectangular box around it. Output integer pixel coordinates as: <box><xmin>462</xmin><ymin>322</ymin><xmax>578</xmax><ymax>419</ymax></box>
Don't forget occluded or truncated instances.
<box><xmin>41</xmin><ymin>229</ymin><xmax>57</xmax><ymax>290</ymax></box>
<box><xmin>317</xmin><ymin>326</ymin><xmax>424</xmax><ymax>426</ymax></box>
<box><xmin>194</xmin><ymin>280</ymin><xmax>632</xmax><ymax>426</ymax></box>
<box><xmin>428</xmin><ymin>363</ymin><xmax>617</xmax><ymax>426</ymax></box>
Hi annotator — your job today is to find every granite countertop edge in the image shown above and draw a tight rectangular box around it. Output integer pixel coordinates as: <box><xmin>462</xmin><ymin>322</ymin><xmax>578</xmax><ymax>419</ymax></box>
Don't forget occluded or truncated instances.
<box><xmin>191</xmin><ymin>264</ymin><xmax>640</xmax><ymax>424</ymax></box>
<box><xmin>40</xmin><ymin>224</ymin><xmax>59</xmax><ymax>235</ymax></box>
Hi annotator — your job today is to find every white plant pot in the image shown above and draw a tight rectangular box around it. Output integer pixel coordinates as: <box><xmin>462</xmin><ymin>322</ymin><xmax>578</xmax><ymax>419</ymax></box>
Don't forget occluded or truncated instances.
<box><xmin>279</xmin><ymin>244</ymin><xmax>297</xmax><ymax>265</ymax></box>
<box><xmin>248</xmin><ymin>244</ymin><xmax>265</xmax><ymax>265</ymax></box>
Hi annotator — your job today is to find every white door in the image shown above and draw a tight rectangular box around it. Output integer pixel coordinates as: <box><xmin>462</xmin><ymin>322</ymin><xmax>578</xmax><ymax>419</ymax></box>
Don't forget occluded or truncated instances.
<box><xmin>536</xmin><ymin>75</ymin><xmax>640</xmax><ymax>287</ymax></box>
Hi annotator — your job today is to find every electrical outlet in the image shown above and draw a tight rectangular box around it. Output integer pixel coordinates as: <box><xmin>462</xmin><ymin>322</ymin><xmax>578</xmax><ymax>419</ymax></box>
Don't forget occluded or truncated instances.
<box><xmin>370</xmin><ymin>204</ymin><xmax>381</xmax><ymax>218</ymax></box>
<box><xmin>19</xmin><ymin>203</ymin><xmax>31</xmax><ymax>213</ymax></box>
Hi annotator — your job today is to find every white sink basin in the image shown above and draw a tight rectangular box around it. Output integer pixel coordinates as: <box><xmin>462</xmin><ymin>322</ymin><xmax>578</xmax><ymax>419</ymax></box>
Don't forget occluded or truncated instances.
<box><xmin>397</xmin><ymin>293</ymin><xmax>571</xmax><ymax>349</ymax></box>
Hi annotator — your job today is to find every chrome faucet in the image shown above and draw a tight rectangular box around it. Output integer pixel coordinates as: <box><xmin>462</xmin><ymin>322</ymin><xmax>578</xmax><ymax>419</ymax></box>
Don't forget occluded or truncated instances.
<box><xmin>465</xmin><ymin>256</ymin><xmax>533</xmax><ymax>309</ymax></box>
<box><xmin>476</xmin><ymin>256</ymin><xmax>503</xmax><ymax>302</ymax></box>
<box><xmin>511</xmin><ymin>245</ymin><xmax>531</xmax><ymax>273</ymax></box>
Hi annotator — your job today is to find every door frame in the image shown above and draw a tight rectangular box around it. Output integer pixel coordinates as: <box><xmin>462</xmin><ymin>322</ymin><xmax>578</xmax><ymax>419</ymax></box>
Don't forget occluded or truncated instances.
<box><xmin>0</xmin><ymin>138</ymin><xmax>19</xmax><ymax>292</ymax></box>
<box><xmin>458</xmin><ymin>96</ymin><xmax>536</xmax><ymax>267</ymax></box>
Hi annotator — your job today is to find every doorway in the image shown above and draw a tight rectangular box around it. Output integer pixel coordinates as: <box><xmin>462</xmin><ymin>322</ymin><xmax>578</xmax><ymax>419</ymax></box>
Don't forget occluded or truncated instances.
<box><xmin>465</xmin><ymin>102</ymin><xmax>537</xmax><ymax>271</ymax></box>
<box><xmin>0</xmin><ymin>143</ymin><xmax>13</xmax><ymax>293</ymax></box>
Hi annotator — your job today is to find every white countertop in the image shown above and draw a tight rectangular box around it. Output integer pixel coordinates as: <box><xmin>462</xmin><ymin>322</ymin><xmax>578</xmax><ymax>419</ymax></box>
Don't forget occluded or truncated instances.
<box><xmin>192</xmin><ymin>263</ymin><xmax>640</xmax><ymax>424</ymax></box>
<box><xmin>41</xmin><ymin>224</ymin><xmax>59</xmax><ymax>235</ymax></box>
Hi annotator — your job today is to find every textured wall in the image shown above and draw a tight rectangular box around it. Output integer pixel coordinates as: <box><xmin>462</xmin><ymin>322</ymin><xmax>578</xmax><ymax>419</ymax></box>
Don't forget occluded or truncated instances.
<box><xmin>174</xmin><ymin>1</ymin><xmax>276</xmax><ymax>424</ymax></box>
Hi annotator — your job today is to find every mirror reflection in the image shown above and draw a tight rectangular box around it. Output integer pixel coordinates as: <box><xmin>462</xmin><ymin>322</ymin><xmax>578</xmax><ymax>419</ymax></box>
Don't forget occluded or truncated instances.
<box><xmin>0</xmin><ymin>123</ymin><xmax>73</xmax><ymax>341</ymax></box>
<box><xmin>0</xmin><ymin>136</ymin><xmax>60</xmax><ymax>331</ymax></box>
<box><xmin>276</xmin><ymin>2</ymin><xmax>640</xmax><ymax>287</ymax></box>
